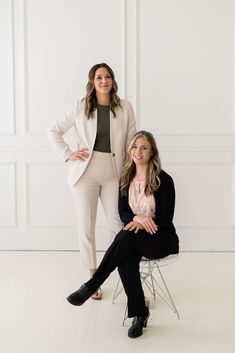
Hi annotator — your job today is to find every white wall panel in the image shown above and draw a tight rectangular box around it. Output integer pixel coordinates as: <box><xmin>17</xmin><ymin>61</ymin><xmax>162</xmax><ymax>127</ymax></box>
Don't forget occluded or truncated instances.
<box><xmin>232</xmin><ymin>164</ymin><xmax>235</xmax><ymax>226</ymax></box>
<box><xmin>170</xmin><ymin>164</ymin><xmax>233</xmax><ymax>227</ymax></box>
<box><xmin>25</xmin><ymin>0</ymin><xmax>124</xmax><ymax>134</ymax></box>
<box><xmin>0</xmin><ymin>163</ymin><xmax>16</xmax><ymax>226</ymax></box>
<box><xmin>26</xmin><ymin>163</ymin><xmax>75</xmax><ymax>226</ymax></box>
<box><xmin>0</xmin><ymin>0</ymin><xmax>14</xmax><ymax>135</ymax></box>
<box><xmin>138</xmin><ymin>0</ymin><xmax>233</xmax><ymax>134</ymax></box>
<box><xmin>176</xmin><ymin>227</ymin><xmax>235</xmax><ymax>251</ymax></box>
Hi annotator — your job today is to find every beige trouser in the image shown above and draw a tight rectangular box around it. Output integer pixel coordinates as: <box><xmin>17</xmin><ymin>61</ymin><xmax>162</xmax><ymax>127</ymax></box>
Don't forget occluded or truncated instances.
<box><xmin>70</xmin><ymin>151</ymin><xmax>123</xmax><ymax>269</ymax></box>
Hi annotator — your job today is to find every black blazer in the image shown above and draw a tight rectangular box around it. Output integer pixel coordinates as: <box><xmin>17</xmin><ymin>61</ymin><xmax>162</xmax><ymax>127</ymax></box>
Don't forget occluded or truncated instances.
<box><xmin>118</xmin><ymin>170</ymin><xmax>178</xmax><ymax>242</ymax></box>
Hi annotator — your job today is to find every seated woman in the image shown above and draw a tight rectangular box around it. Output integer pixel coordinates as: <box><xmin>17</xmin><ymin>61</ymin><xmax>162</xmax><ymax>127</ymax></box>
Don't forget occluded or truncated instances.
<box><xmin>67</xmin><ymin>130</ymin><xmax>179</xmax><ymax>338</ymax></box>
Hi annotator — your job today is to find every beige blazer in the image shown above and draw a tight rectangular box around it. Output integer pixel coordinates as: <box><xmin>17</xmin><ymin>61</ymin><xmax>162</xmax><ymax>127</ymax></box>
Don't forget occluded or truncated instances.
<box><xmin>47</xmin><ymin>99</ymin><xmax>136</xmax><ymax>186</ymax></box>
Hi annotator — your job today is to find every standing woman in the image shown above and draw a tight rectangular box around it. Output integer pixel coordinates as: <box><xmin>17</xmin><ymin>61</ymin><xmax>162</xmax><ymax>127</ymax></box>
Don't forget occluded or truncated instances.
<box><xmin>66</xmin><ymin>131</ymin><xmax>179</xmax><ymax>338</ymax></box>
<box><xmin>47</xmin><ymin>63</ymin><xmax>136</xmax><ymax>300</ymax></box>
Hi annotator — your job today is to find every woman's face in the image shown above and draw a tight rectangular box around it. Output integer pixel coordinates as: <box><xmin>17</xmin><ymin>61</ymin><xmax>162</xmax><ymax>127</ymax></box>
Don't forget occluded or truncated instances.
<box><xmin>131</xmin><ymin>136</ymin><xmax>152</xmax><ymax>166</ymax></box>
<box><xmin>93</xmin><ymin>67</ymin><xmax>113</xmax><ymax>96</ymax></box>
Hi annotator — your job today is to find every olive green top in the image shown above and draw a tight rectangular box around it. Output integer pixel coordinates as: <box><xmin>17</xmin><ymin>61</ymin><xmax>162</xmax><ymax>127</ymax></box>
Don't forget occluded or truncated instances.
<box><xmin>93</xmin><ymin>104</ymin><xmax>111</xmax><ymax>153</ymax></box>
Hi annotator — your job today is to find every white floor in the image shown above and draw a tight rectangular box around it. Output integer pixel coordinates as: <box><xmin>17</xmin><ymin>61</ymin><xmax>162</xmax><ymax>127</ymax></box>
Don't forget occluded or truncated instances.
<box><xmin>0</xmin><ymin>251</ymin><xmax>234</xmax><ymax>353</ymax></box>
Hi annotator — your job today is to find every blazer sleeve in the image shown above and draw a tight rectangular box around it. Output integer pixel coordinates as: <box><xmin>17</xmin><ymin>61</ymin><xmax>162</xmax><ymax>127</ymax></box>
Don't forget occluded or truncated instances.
<box><xmin>47</xmin><ymin>101</ymin><xmax>79</xmax><ymax>162</ymax></box>
<box><xmin>154</xmin><ymin>172</ymin><xmax>176</xmax><ymax>227</ymax></box>
<box><xmin>125</xmin><ymin>100</ymin><xmax>136</xmax><ymax>150</ymax></box>
<box><xmin>118</xmin><ymin>189</ymin><xmax>135</xmax><ymax>225</ymax></box>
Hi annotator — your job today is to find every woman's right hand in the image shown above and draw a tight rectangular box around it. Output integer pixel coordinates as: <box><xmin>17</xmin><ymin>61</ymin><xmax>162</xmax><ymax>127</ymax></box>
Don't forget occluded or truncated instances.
<box><xmin>133</xmin><ymin>215</ymin><xmax>158</xmax><ymax>234</ymax></box>
<box><xmin>68</xmin><ymin>148</ymin><xmax>90</xmax><ymax>161</ymax></box>
<box><xmin>123</xmin><ymin>221</ymin><xmax>144</xmax><ymax>234</ymax></box>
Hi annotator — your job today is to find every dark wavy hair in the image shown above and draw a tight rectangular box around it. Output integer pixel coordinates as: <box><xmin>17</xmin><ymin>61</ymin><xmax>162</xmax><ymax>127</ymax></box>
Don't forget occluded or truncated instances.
<box><xmin>83</xmin><ymin>63</ymin><xmax>122</xmax><ymax>119</ymax></box>
<box><xmin>120</xmin><ymin>130</ymin><xmax>162</xmax><ymax>196</ymax></box>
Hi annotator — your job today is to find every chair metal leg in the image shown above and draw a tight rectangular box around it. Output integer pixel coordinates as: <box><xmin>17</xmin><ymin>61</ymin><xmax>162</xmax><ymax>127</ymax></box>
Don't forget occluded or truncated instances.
<box><xmin>122</xmin><ymin>304</ymin><xmax>128</xmax><ymax>326</ymax></box>
<box><xmin>113</xmin><ymin>259</ymin><xmax>180</xmax><ymax>325</ymax></box>
<box><xmin>139</xmin><ymin>262</ymin><xmax>180</xmax><ymax>319</ymax></box>
<box><xmin>150</xmin><ymin>266</ymin><xmax>180</xmax><ymax>319</ymax></box>
<box><xmin>112</xmin><ymin>276</ymin><xmax>123</xmax><ymax>304</ymax></box>
<box><xmin>140</xmin><ymin>269</ymin><xmax>156</xmax><ymax>297</ymax></box>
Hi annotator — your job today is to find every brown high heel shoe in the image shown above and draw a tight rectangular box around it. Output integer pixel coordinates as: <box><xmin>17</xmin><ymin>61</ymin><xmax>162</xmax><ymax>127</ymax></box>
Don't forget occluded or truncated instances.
<box><xmin>91</xmin><ymin>286</ymin><xmax>102</xmax><ymax>300</ymax></box>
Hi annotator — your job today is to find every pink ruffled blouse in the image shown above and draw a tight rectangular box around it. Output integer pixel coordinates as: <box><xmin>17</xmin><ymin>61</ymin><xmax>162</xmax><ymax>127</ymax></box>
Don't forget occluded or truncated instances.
<box><xmin>129</xmin><ymin>179</ymin><xmax>155</xmax><ymax>218</ymax></box>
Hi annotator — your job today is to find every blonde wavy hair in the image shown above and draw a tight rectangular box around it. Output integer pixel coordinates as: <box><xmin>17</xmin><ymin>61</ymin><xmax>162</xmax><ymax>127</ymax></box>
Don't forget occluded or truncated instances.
<box><xmin>120</xmin><ymin>131</ymin><xmax>162</xmax><ymax>196</ymax></box>
<box><xmin>83</xmin><ymin>63</ymin><xmax>122</xmax><ymax>119</ymax></box>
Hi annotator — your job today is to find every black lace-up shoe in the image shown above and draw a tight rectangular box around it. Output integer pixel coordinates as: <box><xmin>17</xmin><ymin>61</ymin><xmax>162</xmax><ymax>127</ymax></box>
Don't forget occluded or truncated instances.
<box><xmin>67</xmin><ymin>284</ymin><xmax>93</xmax><ymax>306</ymax></box>
<box><xmin>128</xmin><ymin>308</ymin><xmax>150</xmax><ymax>338</ymax></box>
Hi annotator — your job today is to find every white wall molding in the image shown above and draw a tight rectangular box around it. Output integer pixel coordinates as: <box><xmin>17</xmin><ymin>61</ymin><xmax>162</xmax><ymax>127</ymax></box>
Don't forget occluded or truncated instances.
<box><xmin>233</xmin><ymin>0</ymin><xmax>235</xmax><ymax>132</ymax></box>
<box><xmin>23</xmin><ymin>0</ymin><xmax>29</xmax><ymax>134</ymax></box>
<box><xmin>25</xmin><ymin>162</ymin><xmax>75</xmax><ymax>227</ymax></box>
<box><xmin>124</xmin><ymin>0</ymin><xmax>139</xmax><ymax>125</ymax></box>
<box><xmin>232</xmin><ymin>164</ymin><xmax>235</xmax><ymax>225</ymax></box>
<box><xmin>11</xmin><ymin>0</ymin><xmax>16</xmax><ymax>135</ymax></box>
<box><xmin>0</xmin><ymin>162</ymin><xmax>16</xmax><ymax>227</ymax></box>
<box><xmin>120</xmin><ymin>0</ymin><xmax>126</xmax><ymax>98</ymax></box>
<box><xmin>0</xmin><ymin>0</ymin><xmax>15</xmax><ymax>135</ymax></box>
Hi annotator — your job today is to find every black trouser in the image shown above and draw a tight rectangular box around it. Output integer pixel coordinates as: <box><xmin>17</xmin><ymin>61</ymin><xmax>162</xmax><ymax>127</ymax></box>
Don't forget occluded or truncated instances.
<box><xmin>85</xmin><ymin>229</ymin><xmax>178</xmax><ymax>317</ymax></box>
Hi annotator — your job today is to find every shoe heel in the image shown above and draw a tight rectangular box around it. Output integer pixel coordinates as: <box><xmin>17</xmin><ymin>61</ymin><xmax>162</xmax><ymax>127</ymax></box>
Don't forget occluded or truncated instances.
<box><xmin>143</xmin><ymin>312</ymin><xmax>150</xmax><ymax>328</ymax></box>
